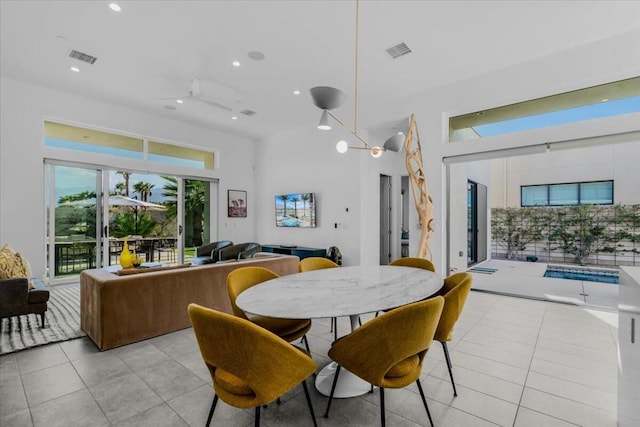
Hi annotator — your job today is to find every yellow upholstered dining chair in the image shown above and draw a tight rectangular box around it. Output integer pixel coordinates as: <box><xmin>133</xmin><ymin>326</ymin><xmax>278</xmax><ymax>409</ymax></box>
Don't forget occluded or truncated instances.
<box><xmin>389</xmin><ymin>256</ymin><xmax>436</xmax><ymax>272</ymax></box>
<box><xmin>324</xmin><ymin>296</ymin><xmax>444</xmax><ymax>427</ymax></box>
<box><xmin>188</xmin><ymin>304</ymin><xmax>318</xmax><ymax>427</ymax></box>
<box><xmin>299</xmin><ymin>257</ymin><xmax>344</xmax><ymax>340</ymax></box>
<box><xmin>434</xmin><ymin>272</ymin><xmax>473</xmax><ymax>397</ymax></box>
<box><xmin>374</xmin><ymin>256</ymin><xmax>437</xmax><ymax>317</ymax></box>
<box><xmin>227</xmin><ymin>266</ymin><xmax>312</xmax><ymax>352</ymax></box>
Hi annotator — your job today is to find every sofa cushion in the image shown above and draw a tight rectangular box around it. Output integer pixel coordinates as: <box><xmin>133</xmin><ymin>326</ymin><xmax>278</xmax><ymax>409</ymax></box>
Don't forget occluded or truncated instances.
<box><xmin>0</xmin><ymin>244</ymin><xmax>33</xmax><ymax>289</ymax></box>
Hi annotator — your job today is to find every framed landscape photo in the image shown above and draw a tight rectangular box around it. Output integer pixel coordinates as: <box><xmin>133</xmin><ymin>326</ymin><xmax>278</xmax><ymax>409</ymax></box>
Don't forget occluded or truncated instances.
<box><xmin>227</xmin><ymin>190</ymin><xmax>247</xmax><ymax>218</ymax></box>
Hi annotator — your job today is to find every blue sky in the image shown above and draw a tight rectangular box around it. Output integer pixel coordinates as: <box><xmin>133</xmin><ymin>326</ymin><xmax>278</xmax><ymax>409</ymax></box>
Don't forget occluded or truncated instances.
<box><xmin>475</xmin><ymin>95</ymin><xmax>640</xmax><ymax>137</ymax></box>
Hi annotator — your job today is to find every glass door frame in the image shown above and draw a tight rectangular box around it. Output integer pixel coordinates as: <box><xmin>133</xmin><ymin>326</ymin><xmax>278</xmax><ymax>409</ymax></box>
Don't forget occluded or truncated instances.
<box><xmin>45</xmin><ymin>160</ymin><xmax>104</xmax><ymax>284</ymax></box>
<box><xmin>46</xmin><ymin>161</ymin><xmax>219</xmax><ymax>282</ymax></box>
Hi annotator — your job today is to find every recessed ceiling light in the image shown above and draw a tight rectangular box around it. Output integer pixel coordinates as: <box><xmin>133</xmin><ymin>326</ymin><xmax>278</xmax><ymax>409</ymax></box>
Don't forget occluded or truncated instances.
<box><xmin>176</xmin><ymin>99</ymin><xmax>183</xmax><ymax>104</ymax></box>
<box><xmin>70</xmin><ymin>66</ymin><xmax>80</xmax><ymax>72</ymax></box>
<box><xmin>397</xmin><ymin>132</ymin><xmax>404</xmax><ymax>135</ymax></box>
<box><xmin>232</xmin><ymin>61</ymin><xmax>241</xmax><ymax>67</ymax></box>
<box><xmin>601</xmin><ymin>98</ymin><xmax>609</xmax><ymax>102</ymax></box>
<box><xmin>293</xmin><ymin>90</ymin><xmax>300</xmax><ymax>95</ymax></box>
<box><xmin>232</xmin><ymin>116</ymin><xmax>238</xmax><ymax>120</ymax></box>
<box><xmin>109</xmin><ymin>3</ymin><xmax>121</xmax><ymax>12</ymax></box>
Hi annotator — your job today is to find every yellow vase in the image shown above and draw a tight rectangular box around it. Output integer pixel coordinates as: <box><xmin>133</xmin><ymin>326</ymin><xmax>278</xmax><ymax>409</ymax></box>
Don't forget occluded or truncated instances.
<box><xmin>120</xmin><ymin>238</ymin><xmax>134</xmax><ymax>268</ymax></box>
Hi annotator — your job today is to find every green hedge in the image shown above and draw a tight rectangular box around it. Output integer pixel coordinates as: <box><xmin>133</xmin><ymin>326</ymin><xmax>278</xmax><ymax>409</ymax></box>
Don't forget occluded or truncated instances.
<box><xmin>491</xmin><ymin>204</ymin><xmax>640</xmax><ymax>266</ymax></box>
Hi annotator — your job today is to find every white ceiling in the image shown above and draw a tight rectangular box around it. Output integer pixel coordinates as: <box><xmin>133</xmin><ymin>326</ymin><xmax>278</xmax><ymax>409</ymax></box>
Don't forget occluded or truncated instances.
<box><xmin>2</xmin><ymin>0</ymin><xmax>640</xmax><ymax>140</ymax></box>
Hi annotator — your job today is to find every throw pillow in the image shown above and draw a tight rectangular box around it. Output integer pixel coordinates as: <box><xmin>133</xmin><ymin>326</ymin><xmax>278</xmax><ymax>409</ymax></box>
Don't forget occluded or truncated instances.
<box><xmin>0</xmin><ymin>244</ymin><xmax>34</xmax><ymax>289</ymax></box>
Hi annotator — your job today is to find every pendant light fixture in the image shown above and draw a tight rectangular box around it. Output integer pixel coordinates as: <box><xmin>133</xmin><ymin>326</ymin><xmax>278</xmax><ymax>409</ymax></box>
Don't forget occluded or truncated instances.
<box><xmin>310</xmin><ymin>0</ymin><xmax>399</xmax><ymax>158</ymax></box>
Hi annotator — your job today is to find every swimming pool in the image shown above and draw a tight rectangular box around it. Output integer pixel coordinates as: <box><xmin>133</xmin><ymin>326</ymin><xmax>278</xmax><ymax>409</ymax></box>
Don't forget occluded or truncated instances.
<box><xmin>544</xmin><ymin>267</ymin><xmax>619</xmax><ymax>284</ymax></box>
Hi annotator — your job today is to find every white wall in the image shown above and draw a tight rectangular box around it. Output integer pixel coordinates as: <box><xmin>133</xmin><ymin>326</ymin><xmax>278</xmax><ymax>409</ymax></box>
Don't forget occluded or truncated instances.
<box><xmin>491</xmin><ymin>140</ymin><xmax>640</xmax><ymax>207</ymax></box>
<box><xmin>3</xmin><ymin>29</ymin><xmax>639</xmax><ymax>278</ymax></box>
<box><xmin>0</xmin><ymin>77</ymin><xmax>256</xmax><ymax>278</ymax></box>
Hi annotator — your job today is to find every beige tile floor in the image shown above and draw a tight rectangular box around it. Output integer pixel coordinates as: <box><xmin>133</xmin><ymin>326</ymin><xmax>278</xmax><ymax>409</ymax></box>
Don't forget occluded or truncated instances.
<box><xmin>0</xmin><ymin>290</ymin><xmax>618</xmax><ymax>426</ymax></box>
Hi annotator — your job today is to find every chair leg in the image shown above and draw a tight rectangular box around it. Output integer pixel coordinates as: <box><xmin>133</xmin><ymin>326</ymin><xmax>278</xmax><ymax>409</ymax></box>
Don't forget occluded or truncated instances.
<box><xmin>416</xmin><ymin>379</ymin><xmax>434</xmax><ymax>427</ymax></box>
<box><xmin>255</xmin><ymin>405</ymin><xmax>260</xmax><ymax>427</ymax></box>
<box><xmin>206</xmin><ymin>394</ymin><xmax>218</xmax><ymax>427</ymax></box>
<box><xmin>379</xmin><ymin>387</ymin><xmax>386</xmax><ymax>427</ymax></box>
<box><xmin>301</xmin><ymin>378</ymin><xmax>318</xmax><ymax>427</ymax></box>
<box><xmin>334</xmin><ymin>319</ymin><xmax>338</xmax><ymax>341</ymax></box>
<box><xmin>40</xmin><ymin>312</ymin><xmax>45</xmax><ymax>328</ymax></box>
<box><xmin>441</xmin><ymin>341</ymin><xmax>457</xmax><ymax>397</ymax></box>
<box><xmin>330</xmin><ymin>317</ymin><xmax>334</xmax><ymax>333</ymax></box>
<box><xmin>302</xmin><ymin>334</ymin><xmax>311</xmax><ymax>354</ymax></box>
<box><xmin>324</xmin><ymin>364</ymin><xmax>341</xmax><ymax>417</ymax></box>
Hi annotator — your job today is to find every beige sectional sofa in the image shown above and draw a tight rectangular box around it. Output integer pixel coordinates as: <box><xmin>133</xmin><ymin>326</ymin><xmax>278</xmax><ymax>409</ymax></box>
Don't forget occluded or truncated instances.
<box><xmin>80</xmin><ymin>254</ymin><xmax>299</xmax><ymax>350</ymax></box>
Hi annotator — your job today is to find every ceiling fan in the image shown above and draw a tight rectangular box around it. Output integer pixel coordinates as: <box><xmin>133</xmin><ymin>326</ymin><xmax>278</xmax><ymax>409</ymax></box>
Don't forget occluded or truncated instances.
<box><xmin>157</xmin><ymin>78</ymin><xmax>232</xmax><ymax>111</ymax></box>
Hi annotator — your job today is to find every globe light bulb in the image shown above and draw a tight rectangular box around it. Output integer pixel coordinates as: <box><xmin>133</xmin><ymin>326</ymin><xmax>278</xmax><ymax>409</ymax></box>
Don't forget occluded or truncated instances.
<box><xmin>336</xmin><ymin>140</ymin><xmax>348</xmax><ymax>154</ymax></box>
<box><xmin>371</xmin><ymin>146</ymin><xmax>383</xmax><ymax>158</ymax></box>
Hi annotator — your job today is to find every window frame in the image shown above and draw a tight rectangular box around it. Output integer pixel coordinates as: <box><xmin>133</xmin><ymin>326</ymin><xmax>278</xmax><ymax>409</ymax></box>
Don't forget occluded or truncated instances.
<box><xmin>520</xmin><ymin>180</ymin><xmax>614</xmax><ymax>207</ymax></box>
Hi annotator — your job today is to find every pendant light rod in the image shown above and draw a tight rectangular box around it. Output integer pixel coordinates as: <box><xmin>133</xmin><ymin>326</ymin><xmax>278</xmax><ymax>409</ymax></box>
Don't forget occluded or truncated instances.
<box><xmin>326</xmin><ymin>110</ymin><xmax>371</xmax><ymax>149</ymax></box>
<box><xmin>354</xmin><ymin>0</ymin><xmax>359</xmax><ymax>134</ymax></box>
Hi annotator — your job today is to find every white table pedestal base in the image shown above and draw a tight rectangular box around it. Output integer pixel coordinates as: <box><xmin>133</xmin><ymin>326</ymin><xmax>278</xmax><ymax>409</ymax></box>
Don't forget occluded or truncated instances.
<box><xmin>315</xmin><ymin>362</ymin><xmax>373</xmax><ymax>398</ymax></box>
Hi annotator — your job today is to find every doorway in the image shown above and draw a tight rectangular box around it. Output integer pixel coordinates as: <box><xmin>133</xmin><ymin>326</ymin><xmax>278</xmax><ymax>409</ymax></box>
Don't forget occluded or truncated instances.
<box><xmin>379</xmin><ymin>174</ymin><xmax>392</xmax><ymax>265</ymax></box>
<box><xmin>467</xmin><ymin>180</ymin><xmax>487</xmax><ymax>266</ymax></box>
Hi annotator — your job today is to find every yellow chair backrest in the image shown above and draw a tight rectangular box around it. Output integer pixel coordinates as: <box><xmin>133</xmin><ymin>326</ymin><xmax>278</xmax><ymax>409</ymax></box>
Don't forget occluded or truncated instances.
<box><xmin>389</xmin><ymin>257</ymin><xmax>435</xmax><ymax>272</ymax></box>
<box><xmin>299</xmin><ymin>257</ymin><xmax>339</xmax><ymax>272</ymax></box>
<box><xmin>328</xmin><ymin>296</ymin><xmax>444</xmax><ymax>387</ymax></box>
<box><xmin>227</xmin><ymin>267</ymin><xmax>279</xmax><ymax>319</ymax></box>
<box><xmin>188</xmin><ymin>303</ymin><xmax>316</xmax><ymax>407</ymax></box>
<box><xmin>435</xmin><ymin>272</ymin><xmax>472</xmax><ymax>342</ymax></box>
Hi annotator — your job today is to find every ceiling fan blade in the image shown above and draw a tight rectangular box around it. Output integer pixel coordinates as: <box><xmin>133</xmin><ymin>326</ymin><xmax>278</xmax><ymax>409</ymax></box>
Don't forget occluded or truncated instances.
<box><xmin>155</xmin><ymin>95</ymin><xmax>189</xmax><ymax>101</ymax></box>
<box><xmin>195</xmin><ymin>97</ymin><xmax>233</xmax><ymax>112</ymax></box>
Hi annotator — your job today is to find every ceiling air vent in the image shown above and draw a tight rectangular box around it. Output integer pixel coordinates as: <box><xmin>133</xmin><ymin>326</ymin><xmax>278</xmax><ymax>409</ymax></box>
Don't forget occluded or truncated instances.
<box><xmin>385</xmin><ymin>42</ymin><xmax>412</xmax><ymax>59</ymax></box>
<box><xmin>67</xmin><ymin>49</ymin><xmax>98</xmax><ymax>65</ymax></box>
<box><xmin>240</xmin><ymin>109</ymin><xmax>257</xmax><ymax>116</ymax></box>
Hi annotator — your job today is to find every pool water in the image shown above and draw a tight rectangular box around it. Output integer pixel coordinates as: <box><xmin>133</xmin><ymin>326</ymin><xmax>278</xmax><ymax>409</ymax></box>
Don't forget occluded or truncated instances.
<box><xmin>544</xmin><ymin>268</ymin><xmax>619</xmax><ymax>284</ymax></box>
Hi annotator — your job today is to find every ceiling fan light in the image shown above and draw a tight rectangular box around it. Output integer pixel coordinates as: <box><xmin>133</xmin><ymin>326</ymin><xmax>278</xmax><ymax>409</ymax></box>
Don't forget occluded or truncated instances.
<box><xmin>371</xmin><ymin>146</ymin><xmax>383</xmax><ymax>158</ymax></box>
<box><xmin>336</xmin><ymin>140</ymin><xmax>349</xmax><ymax>153</ymax></box>
<box><xmin>310</xmin><ymin>86</ymin><xmax>347</xmax><ymax>111</ymax></box>
<box><xmin>317</xmin><ymin>110</ymin><xmax>331</xmax><ymax>130</ymax></box>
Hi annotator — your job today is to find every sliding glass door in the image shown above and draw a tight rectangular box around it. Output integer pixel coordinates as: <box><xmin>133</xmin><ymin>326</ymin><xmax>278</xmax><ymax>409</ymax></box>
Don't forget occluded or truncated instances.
<box><xmin>46</xmin><ymin>162</ymin><xmax>218</xmax><ymax>282</ymax></box>
<box><xmin>46</xmin><ymin>163</ymin><xmax>102</xmax><ymax>282</ymax></box>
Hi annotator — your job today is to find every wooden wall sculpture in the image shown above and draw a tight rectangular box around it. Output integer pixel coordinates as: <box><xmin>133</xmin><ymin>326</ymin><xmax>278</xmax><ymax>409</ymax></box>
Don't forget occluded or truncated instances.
<box><xmin>403</xmin><ymin>114</ymin><xmax>434</xmax><ymax>259</ymax></box>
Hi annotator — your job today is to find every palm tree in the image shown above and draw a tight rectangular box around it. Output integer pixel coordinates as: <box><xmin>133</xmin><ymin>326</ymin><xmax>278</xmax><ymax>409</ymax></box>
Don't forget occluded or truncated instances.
<box><xmin>278</xmin><ymin>195</ymin><xmax>289</xmax><ymax>217</ymax></box>
<box><xmin>300</xmin><ymin>193</ymin><xmax>310</xmax><ymax>218</ymax></box>
<box><xmin>291</xmin><ymin>196</ymin><xmax>300</xmax><ymax>217</ymax></box>
<box><xmin>114</xmin><ymin>182</ymin><xmax>126</xmax><ymax>196</ymax></box>
<box><xmin>161</xmin><ymin>176</ymin><xmax>206</xmax><ymax>246</ymax></box>
<box><xmin>116</xmin><ymin>171</ymin><xmax>131</xmax><ymax>197</ymax></box>
<box><xmin>57</xmin><ymin>190</ymin><xmax>96</xmax><ymax>204</ymax></box>
<box><xmin>134</xmin><ymin>181</ymin><xmax>155</xmax><ymax>202</ymax></box>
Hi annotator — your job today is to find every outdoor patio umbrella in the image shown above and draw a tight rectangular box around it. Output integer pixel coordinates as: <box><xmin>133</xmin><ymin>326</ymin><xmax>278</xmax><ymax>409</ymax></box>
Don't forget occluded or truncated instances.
<box><xmin>108</xmin><ymin>196</ymin><xmax>165</xmax><ymax>235</ymax></box>
<box><xmin>63</xmin><ymin>195</ymin><xmax>166</xmax><ymax>235</ymax></box>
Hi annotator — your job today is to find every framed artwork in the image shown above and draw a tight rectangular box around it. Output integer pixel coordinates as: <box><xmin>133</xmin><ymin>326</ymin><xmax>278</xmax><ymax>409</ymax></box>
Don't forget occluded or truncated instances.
<box><xmin>227</xmin><ymin>190</ymin><xmax>247</xmax><ymax>218</ymax></box>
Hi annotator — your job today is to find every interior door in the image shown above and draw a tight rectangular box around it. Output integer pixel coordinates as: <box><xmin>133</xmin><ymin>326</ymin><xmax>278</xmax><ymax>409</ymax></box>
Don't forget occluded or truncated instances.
<box><xmin>380</xmin><ymin>174</ymin><xmax>392</xmax><ymax>265</ymax></box>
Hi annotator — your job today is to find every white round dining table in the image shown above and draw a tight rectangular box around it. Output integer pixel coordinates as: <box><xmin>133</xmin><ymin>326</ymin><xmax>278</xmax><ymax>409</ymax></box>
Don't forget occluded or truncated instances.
<box><xmin>236</xmin><ymin>265</ymin><xmax>443</xmax><ymax>398</ymax></box>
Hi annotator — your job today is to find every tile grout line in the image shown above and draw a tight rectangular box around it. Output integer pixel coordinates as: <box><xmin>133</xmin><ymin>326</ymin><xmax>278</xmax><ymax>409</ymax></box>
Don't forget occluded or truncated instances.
<box><xmin>511</xmin><ymin>302</ymin><xmax>547</xmax><ymax>427</ymax></box>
